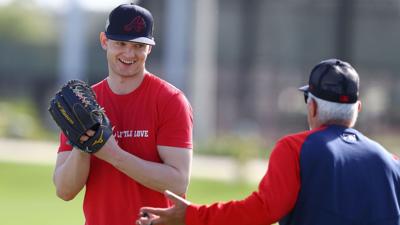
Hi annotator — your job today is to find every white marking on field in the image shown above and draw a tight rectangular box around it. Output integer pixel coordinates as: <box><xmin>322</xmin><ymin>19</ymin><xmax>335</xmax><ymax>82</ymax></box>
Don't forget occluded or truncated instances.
<box><xmin>0</xmin><ymin>138</ymin><xmax>57</xmax><ymax>165</ymax></box>
<box><xmin>0</xmin><ymin>138</ymin><xmax>268</xmax><ymax>183</ymax></box>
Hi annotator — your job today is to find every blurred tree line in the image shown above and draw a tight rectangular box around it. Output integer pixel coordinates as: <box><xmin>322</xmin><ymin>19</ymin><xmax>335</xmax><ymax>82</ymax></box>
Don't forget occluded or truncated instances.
<box><xmin>0</xmin><ymin>1</ymin><xmax>56</xmax><ymax>139</ymax></box>
<box><xmin>0</xmin><ymin>1</ymin><xmax>108</xmax><ymax>134</ymax></box>
<box><xmin>0</xmin><ymin>0</ymin><xmax>399</xmax><ymax>156</ymax></box>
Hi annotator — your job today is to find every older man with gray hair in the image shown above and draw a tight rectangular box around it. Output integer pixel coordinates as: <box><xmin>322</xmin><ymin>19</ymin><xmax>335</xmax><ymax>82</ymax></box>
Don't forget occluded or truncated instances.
<box><xmin>137</xmin><ymin>59</ymin><xmax>400</xmax><ymax>225</ymax></box>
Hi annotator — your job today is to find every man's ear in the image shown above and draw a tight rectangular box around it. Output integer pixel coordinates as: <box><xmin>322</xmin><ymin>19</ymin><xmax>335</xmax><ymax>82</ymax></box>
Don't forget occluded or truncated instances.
<box><xmin>99</xmin><ymin>32</ymin><xmax>108</xmax><ymax>50</ymax></box>
<box><xmin>311</xmin><ymin>98</ymin><xmax>318</xmax><ymax>118</ymax></box>
<box><xmin>147</xmin><ymin>45</ymin><xmax>152</xmax><ymax>54</ymax></box>
<box><xmin>357</xmin><ymin>100</ymin><xmax>362</xmax><ymax>113</ymax></box>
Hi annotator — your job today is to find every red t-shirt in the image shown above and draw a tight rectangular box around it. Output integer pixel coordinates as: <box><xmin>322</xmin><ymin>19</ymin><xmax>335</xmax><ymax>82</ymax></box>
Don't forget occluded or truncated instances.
<box><xmin>58</xmin><ymin>73</ymin><xmax>193</xmax><ymax>225</ymax></box>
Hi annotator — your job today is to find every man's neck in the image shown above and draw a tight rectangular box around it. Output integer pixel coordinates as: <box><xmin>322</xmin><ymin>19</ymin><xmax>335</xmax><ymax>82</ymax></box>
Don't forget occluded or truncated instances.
<box><xmin>312</xmin><ymin>121</ymin><xmax>353</xmax><ymax>130</ymax></box>
<box><xmin>107</xmin><ymin>71</ymin><xmax>146</xmax><ymax>95</ymax></box>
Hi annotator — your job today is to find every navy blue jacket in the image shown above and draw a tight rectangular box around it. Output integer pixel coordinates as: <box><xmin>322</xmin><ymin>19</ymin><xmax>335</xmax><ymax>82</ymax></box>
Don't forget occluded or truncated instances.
<box><xmin>281</xmin><ymin>125</ymin><xmax>400</xmax><ymax>225</ymax></box>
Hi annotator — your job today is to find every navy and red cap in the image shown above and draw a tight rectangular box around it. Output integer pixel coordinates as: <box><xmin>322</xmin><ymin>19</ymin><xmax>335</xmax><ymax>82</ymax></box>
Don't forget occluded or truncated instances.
<box><xmin>105</xmin><ymin>4</ymin><xmax>155</xmax><ymax>46</ymax></box>
<box><xmin>299</xmin><ymin>59</ymin><xmax>359</xmax><ymax>104</ymax></box>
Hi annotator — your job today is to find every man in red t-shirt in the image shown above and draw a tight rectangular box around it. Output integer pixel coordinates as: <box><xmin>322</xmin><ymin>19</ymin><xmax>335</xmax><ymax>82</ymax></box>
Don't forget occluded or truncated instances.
<box><xmin>53</xmin><ymin>4</ymin><xmax>193</xmax><ymax>225</ymax></box>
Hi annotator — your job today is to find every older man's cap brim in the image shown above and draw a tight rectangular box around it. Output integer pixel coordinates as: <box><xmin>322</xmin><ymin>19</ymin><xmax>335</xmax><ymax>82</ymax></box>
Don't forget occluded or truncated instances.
<box><xmin>298</xmin><ymin>85</ymin><xmax>309</xmax><ymax>93</ymax></box>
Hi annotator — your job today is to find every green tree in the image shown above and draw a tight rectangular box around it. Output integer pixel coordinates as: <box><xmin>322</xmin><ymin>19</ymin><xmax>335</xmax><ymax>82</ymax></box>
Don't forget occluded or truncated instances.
<box><xmin>0</xmin><ymin>0</ymin><xmax>57</xmax><ymax>45</ymax></box>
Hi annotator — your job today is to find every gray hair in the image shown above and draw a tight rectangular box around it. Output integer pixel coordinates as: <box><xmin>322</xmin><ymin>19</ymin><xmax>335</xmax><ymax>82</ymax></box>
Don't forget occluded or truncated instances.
<box><xmin>307</xmin><ymin>93</ymin><xmax>359</xmax><ymax>127</ymax></box>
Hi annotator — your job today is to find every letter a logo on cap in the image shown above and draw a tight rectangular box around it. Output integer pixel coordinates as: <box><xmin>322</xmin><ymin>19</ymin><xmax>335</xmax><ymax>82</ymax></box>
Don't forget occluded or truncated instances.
<box><xmin>124</xmin><ymin>16</ymin><xmax>146</xmax><ymax>33</ymax></box>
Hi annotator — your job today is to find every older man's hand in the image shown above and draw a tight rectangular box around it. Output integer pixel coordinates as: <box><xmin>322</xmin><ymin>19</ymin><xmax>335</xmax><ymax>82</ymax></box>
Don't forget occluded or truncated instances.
<box><xmin>136</xmin><ymin>190</ymin><xmax>190</xmax><ymax>225</ymax></box>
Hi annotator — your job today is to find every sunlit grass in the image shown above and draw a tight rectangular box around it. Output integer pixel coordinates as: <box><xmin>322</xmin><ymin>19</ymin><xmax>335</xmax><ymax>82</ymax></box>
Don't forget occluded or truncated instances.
<box><xmin>0</xmin><ymin>162</ymin><xmax>261</xmax><ymax>225</ymax></box>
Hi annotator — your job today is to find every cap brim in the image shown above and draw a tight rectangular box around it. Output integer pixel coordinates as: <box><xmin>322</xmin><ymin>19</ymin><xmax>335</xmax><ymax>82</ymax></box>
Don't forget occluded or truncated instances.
<box><xmin>298</xmin><ymin>85</ymin><xmax>309</xmax><ymax>92</ymax></box>
<box><xmin>106</xmin><ymin>34</ymin><xmax>156</xmax><ymax>46</ymax></box>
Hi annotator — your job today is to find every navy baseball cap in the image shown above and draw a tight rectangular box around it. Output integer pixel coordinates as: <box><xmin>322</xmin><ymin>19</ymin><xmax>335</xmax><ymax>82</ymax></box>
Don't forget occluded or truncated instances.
<box><xmin>299</xmin><ymin>59</ymin><xmax>359</xmax><ymax>104</ymax></box>
<box><xmin>105</xmin><ymin>4</ymin><xmax>155</xmax><ymax>46</ymax></box>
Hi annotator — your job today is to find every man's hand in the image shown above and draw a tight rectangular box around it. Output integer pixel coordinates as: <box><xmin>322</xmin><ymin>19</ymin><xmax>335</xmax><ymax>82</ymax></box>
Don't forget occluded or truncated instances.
<box><xmin>79</xmin><ymin>130</ymin><xmax>96</xmax><ymax>143</ymax></box>
<box><xmin>79</xmin><ymin>129</ymin><xmax>119</xmax><ymax>163</ymax></box>
<box><xmin>137</xmin><ymin>190</ymin><xmax>190</xmax><ymax>225</ymax></box>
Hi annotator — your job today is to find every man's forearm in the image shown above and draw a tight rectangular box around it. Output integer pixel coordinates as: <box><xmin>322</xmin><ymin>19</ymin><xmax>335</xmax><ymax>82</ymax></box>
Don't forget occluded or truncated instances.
<box><xmin>117</xmin><ymin>151</ymin><xmax>189</xmax><ymax>195</ymax></box>
<box><xmin>94</xmin><ymin>140</ymin><xmax>191</xmax><ymax>195</ymax></box>
<box><xmin>53</xmin><ymin>149</ymin><xmax>91</xmax><ymax>201</ymax></box>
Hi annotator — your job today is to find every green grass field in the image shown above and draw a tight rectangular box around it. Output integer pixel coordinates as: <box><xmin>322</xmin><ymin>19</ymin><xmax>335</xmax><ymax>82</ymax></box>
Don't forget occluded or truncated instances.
<box><xmin>0</xmin><ymin>161</ymin><xmax>258</xmax><ymax>225</ymax></box>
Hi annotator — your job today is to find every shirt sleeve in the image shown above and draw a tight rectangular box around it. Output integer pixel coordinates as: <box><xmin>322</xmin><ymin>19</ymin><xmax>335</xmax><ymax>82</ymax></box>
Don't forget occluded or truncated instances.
<box><xmin>156</xmin><ymin>92</ymin><xmax>193</xmax><ymax>149</ymax></box>
<box><xmin>58</xmin><ymin>132</ymin><xmax>73</xmax><ymax>152</ymax></box>
<box><xmin>185</xmin><ymin>138</ymin><xmax>301</xmax><ymax>225</ymax></box>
